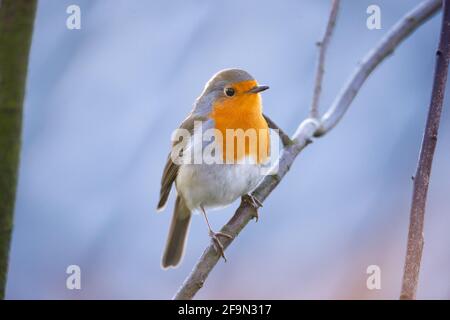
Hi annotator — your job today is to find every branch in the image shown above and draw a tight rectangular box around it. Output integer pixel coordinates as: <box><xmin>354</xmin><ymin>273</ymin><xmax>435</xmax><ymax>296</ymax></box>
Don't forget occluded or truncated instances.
<box><xmin>0</xmin><ymin>0</ymin><xmax>37</xmax><ymax>299</ymax></box>
<box><xmin>174</xmin><ymin>0</ymin><xmax>443</xmax><ymax>300</ymax></box>
<box><xmin>310</xmin><ymin>0</ymin><xmax>340</xmax><ymax>119</ymax></box>
<box><xmin>400</xmin><ymin>0</ymin><xmax>449</xmax><ymax>300</ymax></box>
<box><xmin>317</xmin><ymin>0</ymin><xmax>443</xmax><ymax>136</ymax></box>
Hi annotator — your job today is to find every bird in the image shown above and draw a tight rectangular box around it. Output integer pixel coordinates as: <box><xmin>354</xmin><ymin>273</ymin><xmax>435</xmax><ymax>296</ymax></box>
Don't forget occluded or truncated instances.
<box><xmin>157</xmin><ymin>68</ymin><xmax>273</xmax><ymax>269</ymax></box>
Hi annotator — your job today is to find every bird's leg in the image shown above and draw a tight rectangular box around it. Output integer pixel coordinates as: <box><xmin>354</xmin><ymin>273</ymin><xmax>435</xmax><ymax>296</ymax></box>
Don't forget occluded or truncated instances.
<box><xmin>200</xmin><ymin>205</ymin><xmax>233</xmax><ymax>261</ymax></box>
<box><xmin>242</xmin><ymin>194</ymin><xmax>263</xmax><ymax>222</ymax></box>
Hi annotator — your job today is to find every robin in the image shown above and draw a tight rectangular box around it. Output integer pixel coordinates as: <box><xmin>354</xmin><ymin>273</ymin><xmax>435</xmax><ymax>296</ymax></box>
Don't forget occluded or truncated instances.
<box><xmin>157</xmin><ymin>69</ymin><xmax>273</xmax><ymax>269</ymax></box>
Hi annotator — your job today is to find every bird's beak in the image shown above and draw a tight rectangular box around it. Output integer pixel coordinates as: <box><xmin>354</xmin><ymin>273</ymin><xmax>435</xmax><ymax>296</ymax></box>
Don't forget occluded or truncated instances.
<box><xmin>247</xmin><ymin>85</ymin><xmax>269</xmax><ymax>94</ymax></box>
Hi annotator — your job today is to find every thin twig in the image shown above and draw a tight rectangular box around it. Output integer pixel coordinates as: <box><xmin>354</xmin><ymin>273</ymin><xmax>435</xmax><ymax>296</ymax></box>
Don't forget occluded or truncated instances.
<box><xmin>310</xmin><ymin>0</ymin><xmax>340</xmax><ymax>119</ymax></box>
<box><xmin>400</xmin><ymin>0</ymin><xmax>449</xmax><ymax>300</ymax></box>
<box><xmin>174</xmin><ymin>0</ymin><xmax>443</xmax><ymax>300</ymax></box>
<box><xmin>317</xmin><ymin>0</ymin><xmax>442</xmax><ymax>136</ymax></box>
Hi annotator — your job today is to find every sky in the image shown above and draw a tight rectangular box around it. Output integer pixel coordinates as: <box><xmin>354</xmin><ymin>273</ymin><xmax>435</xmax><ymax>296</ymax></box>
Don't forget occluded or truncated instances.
<box><xmin>5</xmin><ymin>0</ymin><xmax>450</xmax><ymax>299</ymax></box>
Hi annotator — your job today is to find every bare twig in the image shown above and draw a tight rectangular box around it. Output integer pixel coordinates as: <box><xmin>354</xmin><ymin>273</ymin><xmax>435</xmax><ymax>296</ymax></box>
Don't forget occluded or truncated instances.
<box><xmin>310</xmin><ymin>0</ymin><xmax>340</xmax><ymax>119</ymax></box>
<box><xmin>174</xmin><ymin>0</ymin><xmax>443</xmax><ymax>300</ymax></box>
<box><xmin>317</xmin><ymin>0</ymin><xmax>443</xmax><ymax>136</ymax></box>
<box><xmin>400</xmin><ymin>0</ymin><xmax>449</xmax><ymax>300</ymax></box>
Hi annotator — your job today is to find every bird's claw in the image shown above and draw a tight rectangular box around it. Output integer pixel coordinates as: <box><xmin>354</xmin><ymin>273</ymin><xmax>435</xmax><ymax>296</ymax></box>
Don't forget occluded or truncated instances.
<box><xmin>209</xmin><ymin>230</ymin><xmax>233</xmax><ymax>262</ymax></box>
<box><xmin>243</xmin><ymin>194</ymin><xmax>262</xmax><ymax>222</ymax></box>
<box><xmin>245</xmin><ymin>194</ymin><xmax>263</xmax><ymax>208</ymax></box>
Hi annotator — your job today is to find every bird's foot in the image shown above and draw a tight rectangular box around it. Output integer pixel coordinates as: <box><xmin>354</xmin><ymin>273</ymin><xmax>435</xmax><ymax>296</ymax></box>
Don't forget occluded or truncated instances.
<box><xmin>243</xmin><ymin>194</ymin><xmax>263</xmax><ymax>222</ymax></box>
<box><xmin>209</xmin><ymin>230</ymin><xmax>233</xmax><ymax>262</ymax></box>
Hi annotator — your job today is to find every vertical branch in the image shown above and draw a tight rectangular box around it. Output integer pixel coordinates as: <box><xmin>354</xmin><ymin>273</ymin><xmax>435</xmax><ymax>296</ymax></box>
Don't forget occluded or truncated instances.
<box><xmin>310</xmin><ymin>0</ymin><xmax>340</xmax><ymax>119</ymax></box>
<box><xmin>0</xmin><ymin>0</ymin><xmax>37</xmax><ymax>298</ymax></box>
<box><xmin>400</xmin><ymin>0</ymin><xmax>450</xmax><ymax>300</ymax></box>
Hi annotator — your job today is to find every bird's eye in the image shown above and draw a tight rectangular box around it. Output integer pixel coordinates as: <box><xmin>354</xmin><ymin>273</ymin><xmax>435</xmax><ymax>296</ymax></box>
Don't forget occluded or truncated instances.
<box><xmin>224</xmin><ymin>87</ymin><xmax>235</xmax><ymax>97</ymax></box>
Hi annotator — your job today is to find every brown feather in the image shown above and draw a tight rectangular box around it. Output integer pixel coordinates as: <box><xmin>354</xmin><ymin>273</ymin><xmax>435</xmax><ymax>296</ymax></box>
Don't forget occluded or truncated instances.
<box><xmin>161</xmin><ymin>196</ymin><xmax>191</xmax><ymax>268</ymax></box>
<box><xmin>156</xmin><ymin>114</ymin><xmax>208</xmax><ymax>211</ymax></box>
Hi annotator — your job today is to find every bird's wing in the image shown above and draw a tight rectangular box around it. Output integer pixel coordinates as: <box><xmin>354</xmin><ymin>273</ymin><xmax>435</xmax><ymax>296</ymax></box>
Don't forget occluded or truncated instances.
<box><xmin>157</xmin><ymin>113</ymin><xmax>208</xmax><ymax>211</ymax></box>
<box><xmin>262</xmin><ymin>113</ymin><xmax>293</xmax><ymax>147</ymax></box>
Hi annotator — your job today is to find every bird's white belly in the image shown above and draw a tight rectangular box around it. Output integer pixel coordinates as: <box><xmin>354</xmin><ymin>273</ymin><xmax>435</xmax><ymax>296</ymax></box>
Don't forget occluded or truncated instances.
<box><xmin>176</xmin><ymin>160</ymin><xmax>262</xmax><ymax>211</ymax></box>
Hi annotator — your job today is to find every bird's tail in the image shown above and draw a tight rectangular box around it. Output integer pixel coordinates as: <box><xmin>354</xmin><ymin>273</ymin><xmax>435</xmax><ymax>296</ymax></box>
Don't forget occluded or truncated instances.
<box><xmin>162</xmin><ymin>196</ymin><xmax>191</xmax><ymax>268</ymax></box>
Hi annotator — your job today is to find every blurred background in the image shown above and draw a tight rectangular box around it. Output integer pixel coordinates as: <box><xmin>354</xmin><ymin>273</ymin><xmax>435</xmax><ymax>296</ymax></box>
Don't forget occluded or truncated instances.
<box><xmin>5</xmin><ymin>0</ymin><xmax>450</xmax><ymax>299</ymax></box>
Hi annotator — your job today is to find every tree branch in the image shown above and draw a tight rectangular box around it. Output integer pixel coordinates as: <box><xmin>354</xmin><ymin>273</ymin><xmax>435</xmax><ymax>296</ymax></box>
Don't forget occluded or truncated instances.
<box><xmin>174</xmin><ymin>0</ymin><xmax>443</xmax><ymax>300</ymax></box>
<box><xmin>400</xmin><ymin>0</ymin><xmax>449</xmax><ymax>300</ymax></box>
<box><xmin>316</xmin><ymin>0</ymin><xmax>443</xmax><ymax>136</ymax></box>
<box><xmin>310</xmin><ymin>0</ymin><xmax>340</xmax><ymax>119</ymax></box>
<box><xmin>0</xmin><ymin>0</ymin><xmax>37</xmax><ymax>299</ymax></box>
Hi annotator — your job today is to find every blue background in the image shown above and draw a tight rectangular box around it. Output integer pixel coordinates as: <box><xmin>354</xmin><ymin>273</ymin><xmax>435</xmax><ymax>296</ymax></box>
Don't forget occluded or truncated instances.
<box><xmin>6</xmin><ymin>0</ymin><xmax>450</xmax><ymax>299</ymax></box>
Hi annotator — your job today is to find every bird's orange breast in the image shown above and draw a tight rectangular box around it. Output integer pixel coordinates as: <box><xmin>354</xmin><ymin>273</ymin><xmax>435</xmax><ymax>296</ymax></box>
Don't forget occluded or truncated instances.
<box><xmin>209</xmin><ymin>80</ymin><xmax>270</xmax><ymax>164</ymax></box>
